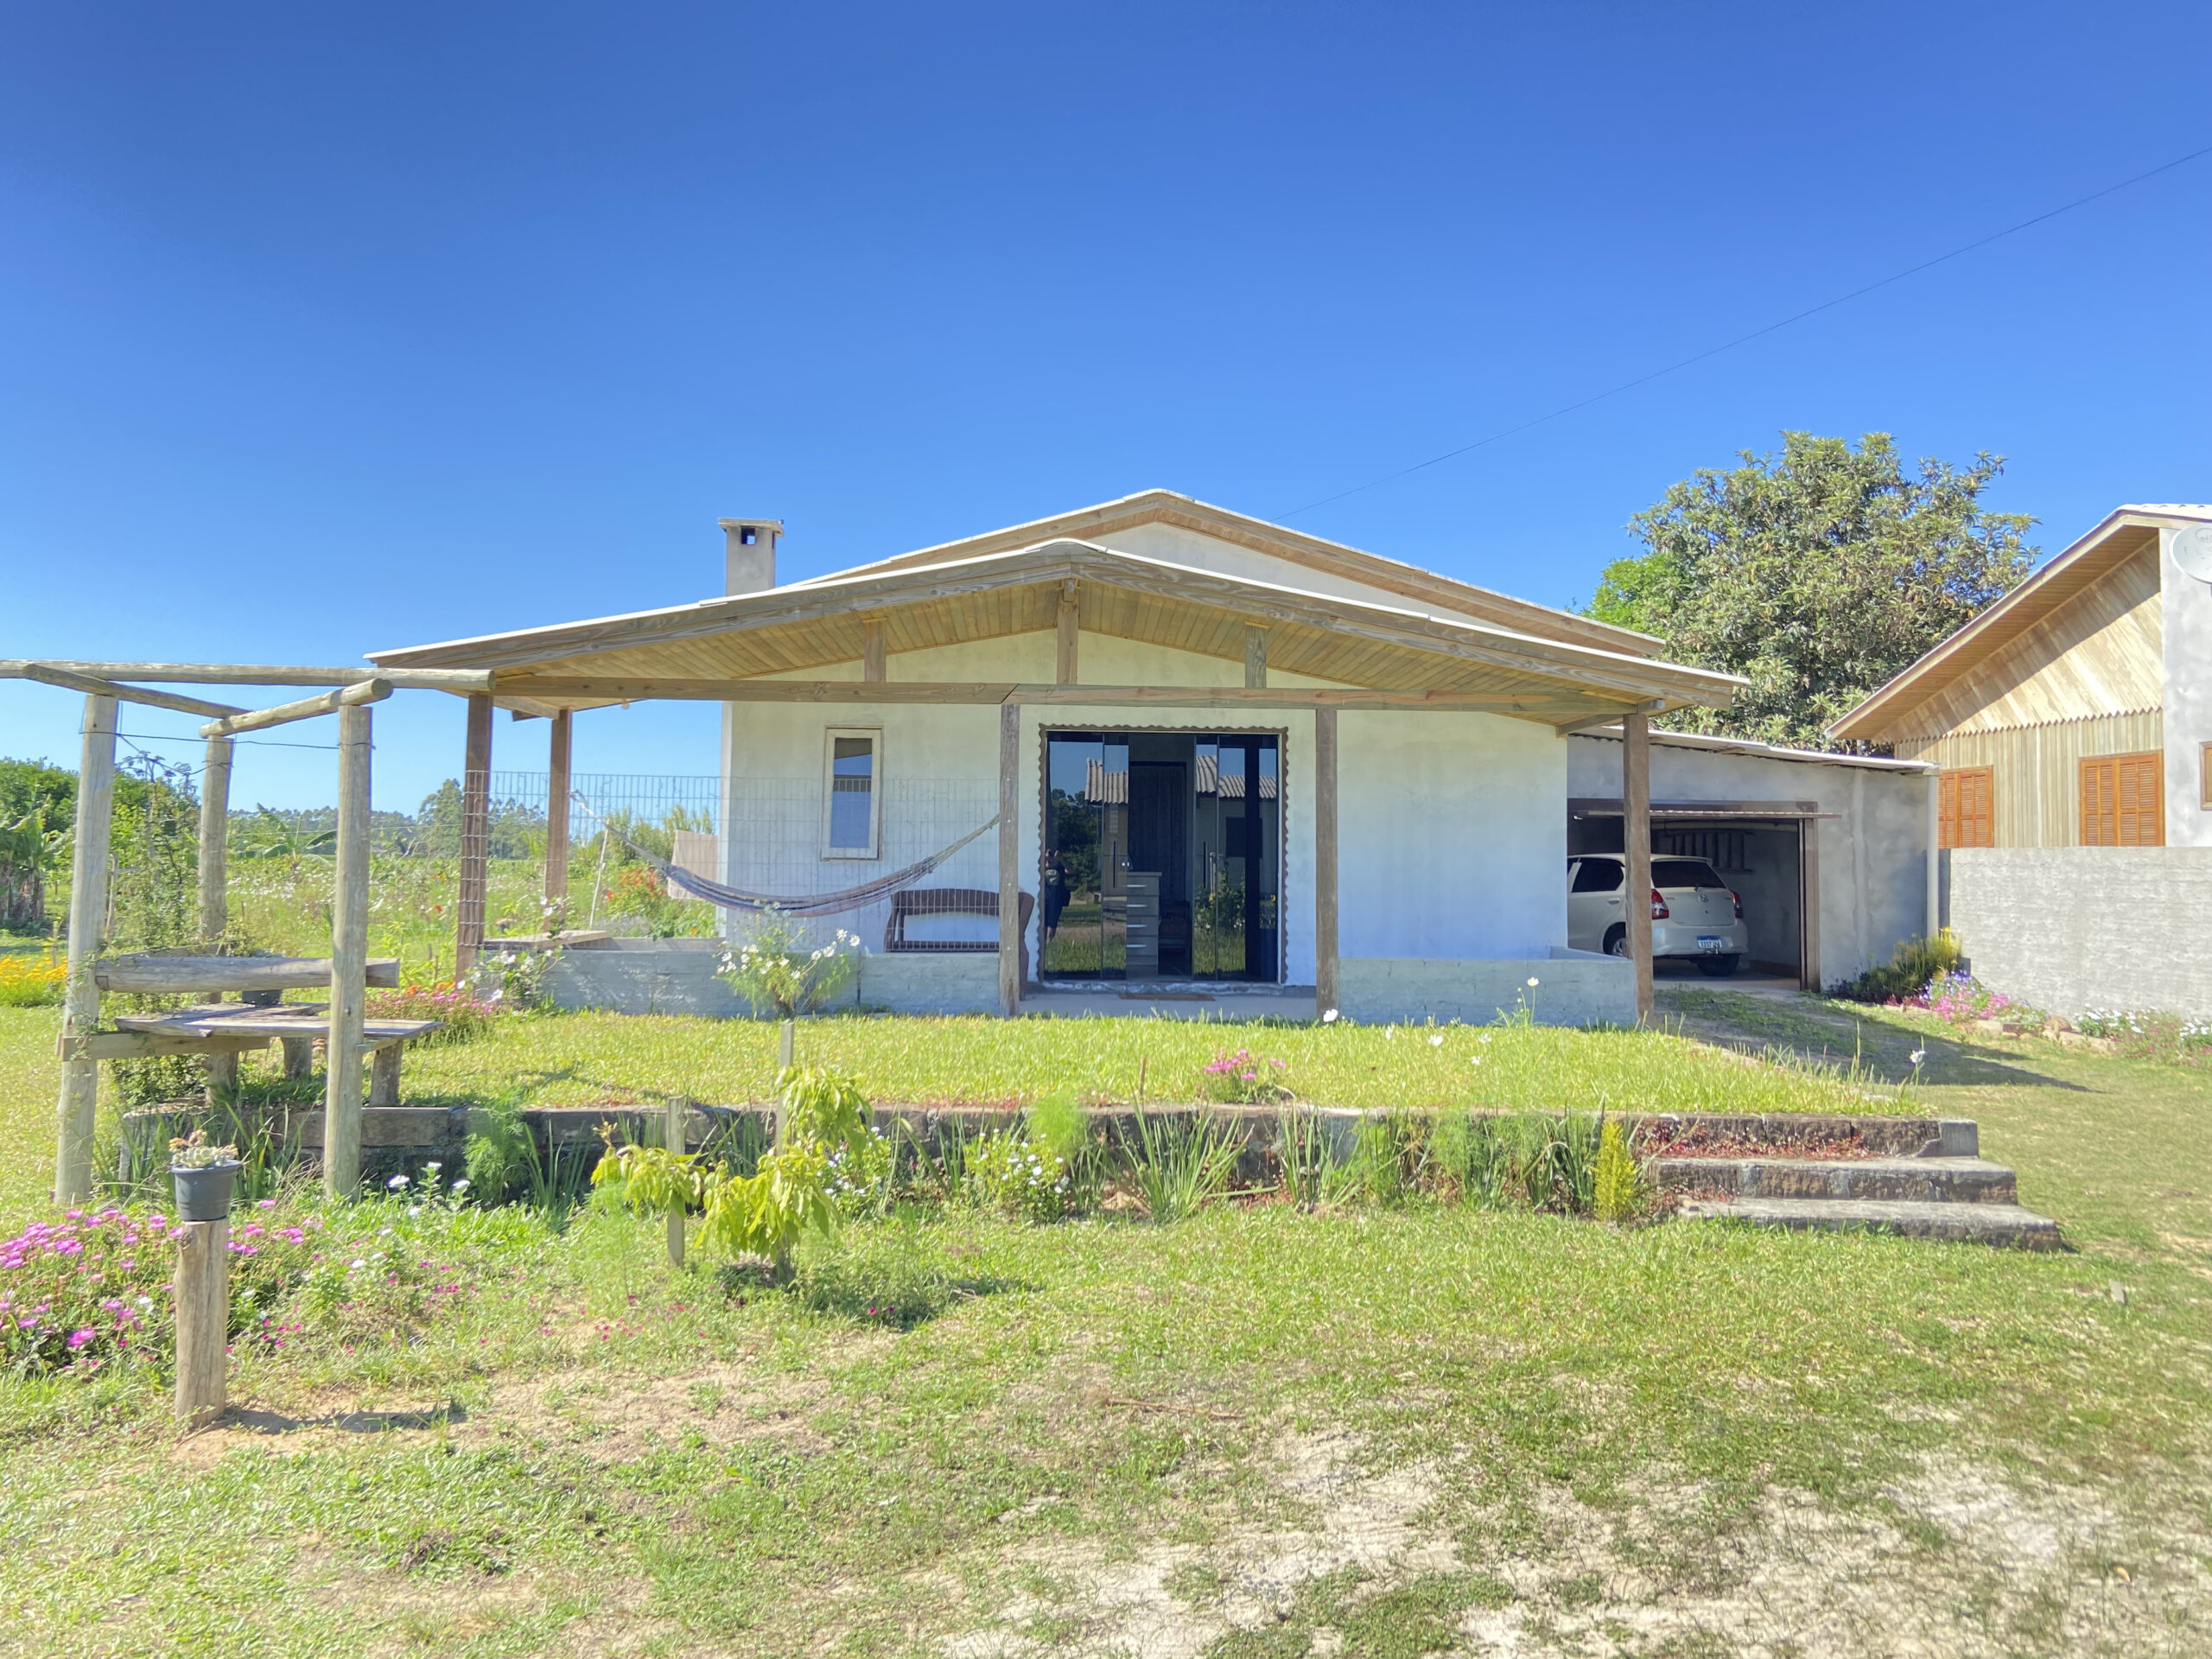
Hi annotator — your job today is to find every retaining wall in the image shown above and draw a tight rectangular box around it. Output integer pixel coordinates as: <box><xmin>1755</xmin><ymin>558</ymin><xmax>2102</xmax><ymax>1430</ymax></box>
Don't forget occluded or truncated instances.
<box><xmin>1942</xmin><ymin>846</ymin><xmax>2212</xmax><ymax>1017</ymax></box>
<box><xmin>543</xmin><ymin>941</ymin><xmax>1000</xmax><ymax>1018</ymax></box>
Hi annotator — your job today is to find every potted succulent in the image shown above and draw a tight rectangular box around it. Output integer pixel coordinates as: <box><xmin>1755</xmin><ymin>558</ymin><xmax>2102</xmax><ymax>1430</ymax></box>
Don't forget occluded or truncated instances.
<box><xmin>168</xmin><ymin>1130</ymin><xmax>242</xmax><ymax>1222</ymax></box>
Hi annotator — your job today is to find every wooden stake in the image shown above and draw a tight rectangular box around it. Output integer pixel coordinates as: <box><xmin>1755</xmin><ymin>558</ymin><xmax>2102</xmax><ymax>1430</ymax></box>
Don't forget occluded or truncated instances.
<box><xmin>324</xmin><ymin>703</ymin><xmax>372</xmax><ymax>1197</ymax></box>
<box><xmin>455</xmin><ymin>692</ymin><xmax>493</xmax><ymax>978</ymax></box>
<box><xmin>1313</xmin><ymin>707</ymin><xmax>1339</xmax><ymax>1020</ymax></box>
<box><xmin>173</xmin><ymin>1217</ymin><xmax>229</xmax><ymax>1426</ymax></box>
<box><xmin>1624</xmin><ymin>708</ymin><xmax>1653</xmax><ymax>1021</ymax></box>
<box><xmin>55</xmin><ymin>693</ymin><xmax>117</xmax><ymax>1204</ymax></box>
<box><xmin>998</xmin><ymin>702</ymin><xmax>1021</xmax><ymax>1018</ymax></box>
<box><xmin>665</xmin><ymin>1096</ymin><xmax>686</xmax><ymax>1268</ymax></box>
<box><xmin>198</xmin><ymin>735</ymin><xmax>232</xmax><ymax>945</ymax></box>
<box><xmin>545</xmin><ymin>709</ymin><xmax>572</xmax><ymax>906</ymax></box>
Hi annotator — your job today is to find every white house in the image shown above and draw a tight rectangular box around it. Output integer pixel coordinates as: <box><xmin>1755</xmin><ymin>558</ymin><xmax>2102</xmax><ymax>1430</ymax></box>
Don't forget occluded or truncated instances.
<box><xmin>373</xmin><ymin>491</ymin><xmax>1751</xmax><ymax>1024</ymax></box>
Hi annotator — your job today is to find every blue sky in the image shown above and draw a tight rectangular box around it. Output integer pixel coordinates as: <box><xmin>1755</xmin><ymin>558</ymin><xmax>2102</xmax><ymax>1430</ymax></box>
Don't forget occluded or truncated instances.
<box><xmin>4</xmin><ymin>2</ymin><xmax>2208</xmax><ymax>811</ymax></box>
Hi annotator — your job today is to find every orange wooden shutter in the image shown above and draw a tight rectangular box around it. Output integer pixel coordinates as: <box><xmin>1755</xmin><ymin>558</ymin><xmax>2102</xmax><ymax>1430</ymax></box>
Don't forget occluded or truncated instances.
<box><xmin>2081</xmin><ymin>753</ymin><xmax>2164</xmax><ymax>846</ymax></box>
<box><xmin>1939</xmin><ymin>767</ymin><xmax>1993</xmax><ymax>849</ymax></box>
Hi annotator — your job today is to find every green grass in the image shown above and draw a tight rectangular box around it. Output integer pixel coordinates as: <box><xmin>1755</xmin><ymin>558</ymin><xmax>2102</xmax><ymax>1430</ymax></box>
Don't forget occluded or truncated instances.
<box><xmin>0</xmin><ymin>1000</ymin><xmax>2207</xmax><ymax>1655</ymax></box>
<box><xmin>391</xmin><ymin>1004</ymin><xmax>1915</xmax><ymax>1119</ymax></box>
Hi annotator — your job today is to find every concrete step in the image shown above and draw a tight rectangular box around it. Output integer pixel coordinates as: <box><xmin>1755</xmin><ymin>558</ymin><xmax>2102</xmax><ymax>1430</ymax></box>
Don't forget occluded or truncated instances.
<box><xmin>1651</xmin><ymin>1154</ymin><xmax>2018</xmax><ymax>1205</ymax></box>
<box><xmin>1677</xmin><ymin>1195</ymin><xmax>2063</xmax><ymax>1249</ymax></box>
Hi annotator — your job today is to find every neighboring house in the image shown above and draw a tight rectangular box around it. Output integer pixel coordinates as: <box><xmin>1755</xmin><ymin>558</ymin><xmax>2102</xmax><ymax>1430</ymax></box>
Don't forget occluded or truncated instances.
<box><xmin>1830</xmin><ymin>504</ymin><xmax>2211</xmax><ymax>849</ymax></box>
<box><xmin>374</xmin><ymin>491</ymin><xmax>1754</xmax><ymax>1024</ymax></box>
<box><xmin>1831</xmin><ymin>505</ymin><xmax>2212</xmax><ymax>1018</ymax></box>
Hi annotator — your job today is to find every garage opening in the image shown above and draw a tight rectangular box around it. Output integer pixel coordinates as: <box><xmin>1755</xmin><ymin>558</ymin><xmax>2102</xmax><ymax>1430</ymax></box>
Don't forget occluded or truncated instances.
<box><xmin>1567</xmin><ymin>798</ymin><xmax>1826</xmax><ymax>990</ymax></box>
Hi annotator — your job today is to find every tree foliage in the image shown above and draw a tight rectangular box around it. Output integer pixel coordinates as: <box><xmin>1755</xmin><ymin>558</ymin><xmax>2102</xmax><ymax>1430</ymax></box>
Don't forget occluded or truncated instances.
<box><xmin>1587</xmin><ymin>433</ymin><xmax>2037</xmax><ymax>750</ymax></box>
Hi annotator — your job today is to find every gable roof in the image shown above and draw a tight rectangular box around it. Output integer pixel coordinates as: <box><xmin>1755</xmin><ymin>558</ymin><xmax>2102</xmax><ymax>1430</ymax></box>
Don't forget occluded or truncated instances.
<box><xmin>372</xmin><ymin>533</ymin><xmax>1743</xmax><ymax>728</ymax></box>
<box><xmin>1827</xmin><ymin>505</ymin><xmax>2207</xmax><ymax>743</ymax></box>
<box><xmin>790</xmin><ymin>489</ymin><xmax>1666</xmax><ymax>659</ymax></box>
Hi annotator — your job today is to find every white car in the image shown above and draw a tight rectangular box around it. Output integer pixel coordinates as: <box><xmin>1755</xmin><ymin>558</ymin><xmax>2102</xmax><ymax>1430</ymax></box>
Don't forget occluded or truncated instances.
<box><xmin>1567</xmin><ymin>854</ymin><xmax>1748</xmax><ymax>976</ymax></box>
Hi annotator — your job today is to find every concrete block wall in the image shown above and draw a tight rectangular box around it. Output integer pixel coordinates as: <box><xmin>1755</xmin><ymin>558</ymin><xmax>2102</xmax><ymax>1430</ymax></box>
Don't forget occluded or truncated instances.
<box><xmin>543</xmin><ymin>940</ymin><xmax>1001</xmax><ymax>1018</ymax></box>
<box><xmin>1944</xmin><ymin>846</ymin><xmax>2212</xmax><ymax>1017</ymax></box>
<box><xmin>1338</xmin><ymin>950</ymin><xmax>1635</xmax><ymax>1027</ymax></box>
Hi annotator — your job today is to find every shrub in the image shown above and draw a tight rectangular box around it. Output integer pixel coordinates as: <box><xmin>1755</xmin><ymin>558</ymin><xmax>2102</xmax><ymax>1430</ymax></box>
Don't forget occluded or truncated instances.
<box><xmin>965</xmin><ymin>1132</ymin><xmax>1070</xmax><ymax>1222</ymax></box>
<box><xmin>1131</xmin><ymin>1109</ymin><xmax>1243</xmax><ymax>1222</ymax></box>
<box><xmin>823</xmin><ymin>1128</ymin><xmax>899</xmax><ymax>1218</ymax></box>
<box><xmin>1833</xmin><ymin>930</ymin><xmax>1964</xmax><ymax>1003</ymax></box>
<box><xmin>0</xmin><ymin>952</ymin><xmax>64</xmax><ymax>1008</ymax></box>
<box><xmin>719</xmin><ymin>912</ymin><xmax>862</xmax><ymax>1019</ymax></box>
<box><xmin>1433</xmin><ymin>1109</ymin><xmax>1603</xmax><ymax>1214</ymax></box>
<box><xmin>368</xmin><ymin>982</ymin><xmax>502</xmax><ymax>1045</ymax></box>
<box><xmin>2076</xmin><ymin>1010</ymin><xmax>2212</xmax><ymax>1070</ymax></box>
<box><xmin>1592</xmin><ymin>1118</ymin><xmax>1649</xmax><ymax>1222</ymax></box>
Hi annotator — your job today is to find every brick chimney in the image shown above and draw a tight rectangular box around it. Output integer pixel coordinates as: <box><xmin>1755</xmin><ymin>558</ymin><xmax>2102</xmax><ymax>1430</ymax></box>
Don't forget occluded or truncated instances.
<box><xmin>719</xmin><ymin>518</ymin><xmax>781</xmax><ymax>595</ymax></box>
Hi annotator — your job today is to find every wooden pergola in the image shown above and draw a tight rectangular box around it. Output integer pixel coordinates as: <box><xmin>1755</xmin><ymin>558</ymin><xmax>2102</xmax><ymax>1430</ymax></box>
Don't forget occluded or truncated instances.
<box><xmin>1</xmin><ymin>659</ymin><xmax>488</xmax><ymax>1204</ymax></box>
<box><xmin>373</xmin><ymin>533</ymin><xmax>1740</xmax><ymax>1021</ymax></box>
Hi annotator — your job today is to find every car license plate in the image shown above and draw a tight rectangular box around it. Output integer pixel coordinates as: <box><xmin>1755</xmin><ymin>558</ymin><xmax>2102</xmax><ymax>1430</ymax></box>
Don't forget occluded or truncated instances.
<box><xmin>1696</xmin><ymin>936</ymin><xmax>1724</xmax><ymax>953</ymax></box>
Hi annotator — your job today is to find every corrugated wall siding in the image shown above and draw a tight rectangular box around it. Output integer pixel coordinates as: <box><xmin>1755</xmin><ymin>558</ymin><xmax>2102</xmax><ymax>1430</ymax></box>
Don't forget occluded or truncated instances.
<box><xmin>1897</xmin><ymin>710</ymin><xmax>2164</xmax><ymax>846</ymax></box>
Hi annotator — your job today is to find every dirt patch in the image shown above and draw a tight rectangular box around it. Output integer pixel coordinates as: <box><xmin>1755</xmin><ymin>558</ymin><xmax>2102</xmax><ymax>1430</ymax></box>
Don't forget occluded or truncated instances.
<box><xmin>948</xmin><ymin>1437</ymin><xmax>2212</xmax><ymax>1657</ymax></box>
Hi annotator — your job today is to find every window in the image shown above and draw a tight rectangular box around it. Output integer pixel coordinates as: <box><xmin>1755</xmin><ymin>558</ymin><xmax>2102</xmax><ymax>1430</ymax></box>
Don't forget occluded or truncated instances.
<box><xmin>2079</xmin><ymin>752</ymin><xmax>2164</xmax><ymax>847</ymax></box>
<box><xmin>1939</xmin><ymin>766</ymin><xmax>1994</xmax><ymax>849</ymax></box>
<box><xmin>1571</xmin><ymin>858</ymin><xmax>1624</xmax><ymax>893</ymax></box>
<box><xmin>823</xmin><ymin>728</ymin><xmax>881</xmax><ymax>858</ymax></box>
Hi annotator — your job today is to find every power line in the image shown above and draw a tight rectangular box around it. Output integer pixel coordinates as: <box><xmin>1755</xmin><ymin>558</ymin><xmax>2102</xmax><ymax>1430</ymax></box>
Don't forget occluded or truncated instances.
<box><xmin>1275</xmin><ymin>137</ymin><xmax>2212</xmax><ymax>521</ymax></box>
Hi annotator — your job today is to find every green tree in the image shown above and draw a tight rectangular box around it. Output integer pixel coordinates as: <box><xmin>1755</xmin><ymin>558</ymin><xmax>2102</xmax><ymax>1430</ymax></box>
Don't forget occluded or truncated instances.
<box><xmin>1587</xmin><ymin>432</ymin><xmax>2037</xmax><ymax>751</ymax></box>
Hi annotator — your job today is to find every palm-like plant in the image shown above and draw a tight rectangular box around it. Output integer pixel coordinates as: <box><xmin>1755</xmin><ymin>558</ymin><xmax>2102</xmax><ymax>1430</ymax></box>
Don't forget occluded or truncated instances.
<box><xmin>232</xmin><ymin>806</ymin><xmax>336</xmax><ymax>872</ymax></box>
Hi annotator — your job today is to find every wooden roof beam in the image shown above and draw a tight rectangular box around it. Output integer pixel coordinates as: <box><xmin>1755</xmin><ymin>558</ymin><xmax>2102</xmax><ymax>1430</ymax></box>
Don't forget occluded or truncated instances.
<box><xmin>494</xmin><ymin>677</ymin><xmax>1590</xmax><ymax>715</ymax></box>
<box><xmin>0</xmin><ymin>659</ymin><xmax>492</xmax><ymax>694</ymax></box>
<box><xmin>200</xmin><ymin>679</ymin><xmax>391</xmax><ymax>738</ymax></box>
<box><xmin>7</xmin><ymin>662</ymin><xmax>246</xmax><ymax>720</ymax></box>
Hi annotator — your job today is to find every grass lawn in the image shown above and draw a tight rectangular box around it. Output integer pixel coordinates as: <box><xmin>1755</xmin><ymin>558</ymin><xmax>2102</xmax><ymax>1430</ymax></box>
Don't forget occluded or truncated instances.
<box><xmin>0</xmin><ymin>999</ymin><xmax>2208</xmax><ymax>1656</ymax></box>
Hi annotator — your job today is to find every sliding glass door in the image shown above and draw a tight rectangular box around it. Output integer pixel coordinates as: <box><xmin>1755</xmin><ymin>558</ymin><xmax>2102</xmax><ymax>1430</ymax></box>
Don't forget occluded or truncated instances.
<box><xmin>1041</xmin><ymin>730</ymin><xmax>1278</xmax><ymax>983</ymax></box>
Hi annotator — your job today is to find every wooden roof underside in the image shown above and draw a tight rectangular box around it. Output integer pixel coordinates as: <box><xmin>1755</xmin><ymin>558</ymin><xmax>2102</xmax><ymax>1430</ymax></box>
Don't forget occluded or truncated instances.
<box><xmin>1832</xmin><ymin>518</ymin><xmax>2166</xmax><ymax>741</ymax></box>
<box><xmin>373</xmin><ymin>542</ymin><xmax>1741</xmax><ymax>727</ymax></box>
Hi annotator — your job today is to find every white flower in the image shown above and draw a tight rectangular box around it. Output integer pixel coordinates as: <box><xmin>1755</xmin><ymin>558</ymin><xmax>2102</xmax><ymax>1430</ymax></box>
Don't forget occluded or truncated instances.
<box><xmin>1428</xmin><ymin>1033</ymin><xmax>1443</xmax><ymax>1047</ymax></box>
<box><xmin>350</xmin><ymin>1258</ymin><xmax>366</xmax><ymax>1270</ymax></box>
<box><xmin>407</xmin><ymin>1205</ymin><xmax>423</xmax><ymax>1218</ymax></box>
<box><xmin>1478</xmin><ymin>1033</ymin><xmax>1492</xmax><ymax>1046</ymax></box>
<box><xmin>452</xmin><ymin>1178</ymin><xmax>470</xmax><ymax>1192</ymax></box>
<box><xmin>378</xmin><ymin>1227</ymin><xmax>393</xmax><ymax>1237</ymax></box>
<box><xmin>423</xmin><ymin>1162</ymin><xmax>442</xmax><ymax>1174</ymax></box>
<box><xmin>387</xmin><ymin>1174</ymin><xmax>409</xmax><ymax>1190</ymax></box>
<box><xmin>1527</xmin><ymin>977</ymin><xmax>1540</xmax><ymax>988</ymax></box>
<box><xmin>1470</xmin><ymin>1056</ymin><xmax>1484</xmax><ymax>1067</ymax></box>
<box><xmin>1321</xmin><ymin>1009</ymin><xmax>1339</xmax><ymax>1024</ymax></box>
<box><xmin>1385</xmin><ymin>1027</ymin><xmax>1395</xmax><ymax>1041</ymax></box>
<box><xmin>135</xmin><ymin>1296</ymin><xmax>151</xmax><ymax>1309</ymax></box>
<box><xmin>1909</xmin><ymin>1049</ymin><xmax>1927</xmax><ymax>1066</ymax></box>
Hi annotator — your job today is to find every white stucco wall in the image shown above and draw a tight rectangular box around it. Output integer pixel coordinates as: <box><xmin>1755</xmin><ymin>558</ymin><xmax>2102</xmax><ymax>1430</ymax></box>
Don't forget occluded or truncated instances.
<box><xmin>2163</xmin><ymin>526</ymin><xmax>2212</xmax><ymax>849</ymax></box>
<box><xmin>1338</xmin><ymin>709</ymin><xmax>1567</xmax><ymax>959</ymax></box>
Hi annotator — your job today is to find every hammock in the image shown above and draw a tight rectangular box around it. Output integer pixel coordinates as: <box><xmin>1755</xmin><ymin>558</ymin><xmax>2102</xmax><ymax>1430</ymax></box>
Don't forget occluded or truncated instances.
<box><xmin>570</xmin><ymin>795</ymin><xmax>1001</xmax><ymax>918</ymax></box>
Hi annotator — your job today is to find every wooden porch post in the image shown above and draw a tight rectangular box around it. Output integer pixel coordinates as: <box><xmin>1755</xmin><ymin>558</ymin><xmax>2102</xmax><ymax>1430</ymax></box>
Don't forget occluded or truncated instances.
<box><xmin>998</xmin><ymin>702</ymin><xmax>1021</xmax><ymax>1017</ymax></box>
<box><xmin>545</xmin><ymin>709</ymin><xmax>572</xmax><ymax>908</ymax></box>
<box><xmin>1624</xmin><ymin>709</ymin><xmax>1653</xmax><ymax>1020</ymax></box>
<box><xmin>455</xmin><ymin>691</ymin><xmax>493</xmax><ymax>978</ymax></box>
<box><xmin>1055</xmin><ymin>583</ymin><xmax>1079</xmax><ymax>685</ymax></box>
<box><xmin>862</xmin><ymin>616</ymin><xmax>887</xmax><ymax>684</ymax></box>
<box><xmin>54</xmin><ymin>693</ymin><xmax>118</xmax><ymax>1204</ymax></box>
<box><xmin>1313</xmin><ymin>707</ymin><xmax>1338</xmax><ymax>1018</ymax></box>
<box><xmin>326</xmin><ymin>702</ymin><xmax>372</xmax><ymax>1197</ymax></box>
<box><xmin>1244</xmin><ymin>627</ymin><xmax>1268</xmax><ymax>690</ymax></box>
<box><xmin>198</xmin><ymin>735</ymin><xmax>232</xmax><ymax>944</ymax></box>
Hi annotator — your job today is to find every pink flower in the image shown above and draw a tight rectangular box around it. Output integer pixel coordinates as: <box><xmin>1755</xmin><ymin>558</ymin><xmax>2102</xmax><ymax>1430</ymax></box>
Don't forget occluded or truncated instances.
<box><xmin>67</xmin><ymin>1328</ymin><xmax>94</xmax><ymax>1350</ymax></box>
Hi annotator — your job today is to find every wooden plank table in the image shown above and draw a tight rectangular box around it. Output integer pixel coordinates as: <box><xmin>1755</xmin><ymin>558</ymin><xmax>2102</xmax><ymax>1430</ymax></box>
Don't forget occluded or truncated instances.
<box><xmin>86</xmin><ymin>1003</ymin><xmax>439</xmax><ymax>1105</ymax></box>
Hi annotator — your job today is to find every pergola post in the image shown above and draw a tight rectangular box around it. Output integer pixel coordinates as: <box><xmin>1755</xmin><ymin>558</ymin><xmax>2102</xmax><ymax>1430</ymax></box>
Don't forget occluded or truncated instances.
<box><xmin>545</xmin><ymin>709</ymin><xmax>572</xmax><ymax>909</ymax></box>
<box><xmin>54</xmin><ymin>693</ymin><xmax>118</xmax><ymax>1203</ymax></box>
<box><xmin>455</xmin><ymin>691</ymin><xmax>493</xmax><ymax>979</ymax></box>
<box><xmin>998</xmin><ymin>702</ymin><xmax>1020</xmax><ymax>1017</ymax></box>
<box><xmin>325</xmin><ymin>702</ymin><xmax>372</xmax><ymax>1196</ymax></box>
<box><xmin>1624</xmin><ymin>708</ymin><xmax>1653</xmax><ymax>1020</ymax></box>
<box><xmin>1244</xmin><ymin>627</ymin><xmax>1268</xmax><ymax>690</ymax></box>
<box><xmin>1055</xmin><ymin>584</ymin><xmax>1079</xmax><ymax>685</ymax></box>
<box><xmin>1313</xmin><ymin>707</ymin><xmax>1338</xmax><ymax>1019</ymax></box>
<box><xmin>198</xmin><ymin>735</ymin><xmax>232</xmax><ymax>944</ymax></box>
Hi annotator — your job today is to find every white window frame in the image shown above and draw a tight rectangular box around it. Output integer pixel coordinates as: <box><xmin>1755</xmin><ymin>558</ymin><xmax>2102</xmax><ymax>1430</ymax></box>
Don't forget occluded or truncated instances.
<box><xmin>822</xmin><ymin>727</ymin><xmax>883</xmax><ymax>859</ymax></box>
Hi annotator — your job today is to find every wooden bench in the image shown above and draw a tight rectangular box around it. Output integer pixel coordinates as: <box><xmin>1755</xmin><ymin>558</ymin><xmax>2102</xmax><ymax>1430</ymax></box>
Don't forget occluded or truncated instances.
<box><xmin>73</xmin><ymin>955</ymin><xmax>432</xmax><ymax>1106</ymax></box>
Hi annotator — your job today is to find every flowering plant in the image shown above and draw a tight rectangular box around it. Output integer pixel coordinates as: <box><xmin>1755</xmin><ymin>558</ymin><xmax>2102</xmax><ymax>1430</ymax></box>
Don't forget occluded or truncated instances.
<box><xmin>1195</xmin><ymin>1047</ymin><xmax>1293</xmax><ymax>1105</ymax></box>
<box><xmin>0</xmin><ymin>951</ymin><xmax>66</xmax><ymax>1009</ymax></box>
<box><xmin>368</xmin><ymin>980</ymin><xmax>502</xmax><ymax>1046</ymax></box>
<box><xmin>966</xmin><ymin>1132</ymin><xmax>1070</xmax><ymax>1223</ymax></box>
<box><xmin>1908</xmin><ymin>971</ymin><xmax>2022</xmax><ymax>1025</ymax></box>
<box><xmin>718</xmin><ymin>911</ymin><xmax>862</xmax><ymax>1019</ymax></box>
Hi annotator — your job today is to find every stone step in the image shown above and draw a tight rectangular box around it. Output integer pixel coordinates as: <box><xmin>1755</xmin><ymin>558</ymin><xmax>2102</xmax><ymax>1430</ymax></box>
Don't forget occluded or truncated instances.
<box><xmin>1651</xmin><ymin>1154</ymin><xmax>2018</xmax><ymax>1205</ymax></box>
<box><xmin>1677</xmin><ymin>1196</ymin><xmax>2063</xmax><ymax>1249</ymax></box>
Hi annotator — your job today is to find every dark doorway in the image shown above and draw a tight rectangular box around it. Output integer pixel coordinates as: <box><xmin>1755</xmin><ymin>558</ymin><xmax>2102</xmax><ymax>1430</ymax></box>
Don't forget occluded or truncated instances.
<box><xmin>1042</xmin><ymin>730</ymin><xmax>1280</xmax><ymax>982</ymax></box>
